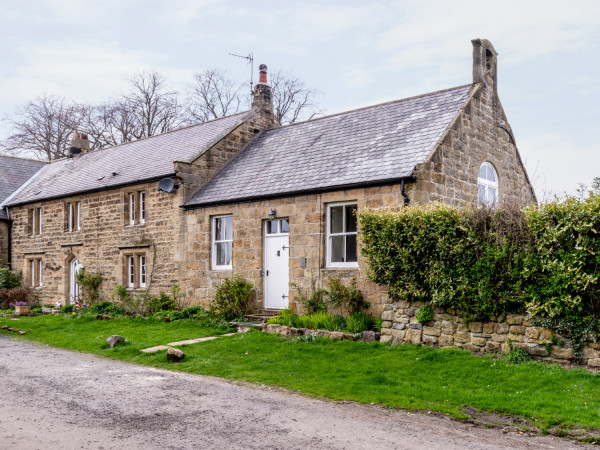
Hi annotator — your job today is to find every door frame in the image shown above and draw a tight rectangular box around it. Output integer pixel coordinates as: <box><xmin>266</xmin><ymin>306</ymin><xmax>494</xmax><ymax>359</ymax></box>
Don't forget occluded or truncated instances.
<box><xmin>69</xmin><ymin>257</ymin><xmax>80</xmax><ymax>304</ymax></box>
<box><xmin>263</xmin><ymin>218</ymin><xmax>290</xmax><ymax>309</ymax></box>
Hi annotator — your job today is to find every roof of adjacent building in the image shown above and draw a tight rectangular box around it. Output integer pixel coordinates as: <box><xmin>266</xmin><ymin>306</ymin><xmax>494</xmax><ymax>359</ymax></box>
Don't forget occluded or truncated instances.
<box><xmin>184</xmin><ymin>85</ymin><xmax>473</xmax><ymax>207</ymax></box>
<box><xmin>0</xmin><ymin>155</ymin><xmax>47</xmax><ymax>219</ymax></box>
<box><xmin>3</xmin><ymin>111</ymin><xmax>252</xmax><ymax>207</ymax></box>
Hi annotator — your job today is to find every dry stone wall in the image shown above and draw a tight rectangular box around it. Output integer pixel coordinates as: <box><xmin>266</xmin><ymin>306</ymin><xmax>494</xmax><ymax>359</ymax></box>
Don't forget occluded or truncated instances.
<box><xmin>381</xmin><ymin>300</ymin><xmax>600</xmax><ymax>370</ymax></box>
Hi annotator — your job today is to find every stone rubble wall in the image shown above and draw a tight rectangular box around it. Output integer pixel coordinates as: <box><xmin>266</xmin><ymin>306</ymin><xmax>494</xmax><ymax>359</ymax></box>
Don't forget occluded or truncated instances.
<box><xmin>381</xmin><ymin>300</ymin><xmax>600</xmax><ymax>370</ymax></box>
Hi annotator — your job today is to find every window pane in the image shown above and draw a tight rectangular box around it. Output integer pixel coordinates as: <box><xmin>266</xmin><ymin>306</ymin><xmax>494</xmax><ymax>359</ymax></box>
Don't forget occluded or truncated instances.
<box><xmin>478</xmin><ymin>165</ymin><xmax>486</xmax><ymax>179</ymax></box>
<box><xmin>346</xmin><ymin>205</ymin><xmax>357</xmax><ymax>232</ymax></box>
<box><xmin>487</xmin><ymin>165</ymin><xmax>496</xmax><ymax>182</ymax></box>
<box><xmin>330</xmin><ymin>206</ymin><xmax>344</xmax><ymax>233</ymax></box>
<box><xmin>280</xmin><ymin>219</ymin><xmax>289</xmax><ymax>233</ymax></box>
<box><xmin>478</xmin><ymin>185</ymin><xmax>486</xmax><ymax>205</ymax></box>
<box><xmin>266</xmin><ymin>220</ymin><xmax>278</xmax><ymax>234</ymax></box>
<box><xmin>216</xmin><ymin>242</ymin><xmax>232</xmax><ymax>266</ymax></box>
<box><xmin>330</xmin><ymin>236</ymin><xmax>344</xmax><ymax>263</ymax></box>
<box><xmin>216</xmin><ymin>216</ymin><xmax>232</xmax><ymax>241</ymax></box>
<box><xmin>488</xmin><ymin>187</ymin><xmax>497</xmax><ymax>204</ymax></box>
<box><xmin>223</xmin><ymin>216</ymin><xmax>233</xmax><ymax>240</ymax></box>
<box><xmin>346</xmin><ymin>234</ymin><xmax>357</xmax><ymax>262</ymax></box>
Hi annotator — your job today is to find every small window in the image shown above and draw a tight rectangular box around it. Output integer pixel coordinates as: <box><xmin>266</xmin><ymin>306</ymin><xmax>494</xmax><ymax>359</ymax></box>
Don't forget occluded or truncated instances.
<box><xmin>66</xmin><ymin>202</ymin><xmax>81</xmax><ymax>232</ymax></box>
<box><xmin>477</xmin><ymin>162</ymin><xmax>498</xmax><ymax>206</ymax></box>
<box><xmin>28</xmin><ymin>258</ymin><xmax>43</xmax><ymax>287</ymax></box>
<box><xmin>28</xmin><ymin>207</ymin><xmax>42</xmax><ymax>236</ymax></box>
<box><xmin>127</xmin><ymin>256</ymin><xmax>135</xmax><ymax>288</ymax></box>
<box><xmin>139</xmin><ymin>255</ymin><xmax>147</xmax><ymax>287</ymax></box>
<box><xmin>126</xmin><ymin>191</ymin><xmax>146</xmax><ymax>226</ymax></box>
<box><xmin>212</xmin><ymin>215</ymin><xmax>233</xmax><ymax>269</ymax></box>
<box><xmin>327</xmin><ymin>202</ymin><xmax>358</xmax><ymax>267</ymax></box>
<box><xmin>129</xmin><ymin>193</ymin><xmax>136</xmax><ymax>225</ymax></box>
<box><xmin>265</xmin><ymin>219</ymin><xmax>289</xmax><ymax>235</ymax></box>
<box><xmin>139</xmin><ymin>192</ymin><xmax>146</xmax><ymax>224</ymax></box>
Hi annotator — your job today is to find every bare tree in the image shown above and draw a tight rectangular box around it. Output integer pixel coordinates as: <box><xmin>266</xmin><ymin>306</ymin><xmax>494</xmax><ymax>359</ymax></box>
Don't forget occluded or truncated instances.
<box><xmin>186</xmin><ymin>68</ymin><xmax>321</xmax><ymax>125</ymax></box>
<box><xmin>124</xmin><ymin>71</ymin><xmax>183</xmax><ymax>139</ymax></box>
<box><xmin>270</xmin><ymin>70</ymin><xmax>321</xmax><ymax>125</ymax></box>
<box><xmin>0</xmin><ymin>95</ymin><xmax>87</xmax><ymax>161</ymax></box>
<box><xmin>82</xmin><ymin>101</ymin><xmax>140</xmax><ymax>150</ymax></box>
<box><xmin>185</xmin><ymin>69</ymin><xmax>244</xmax><ymax>122</ymax></box>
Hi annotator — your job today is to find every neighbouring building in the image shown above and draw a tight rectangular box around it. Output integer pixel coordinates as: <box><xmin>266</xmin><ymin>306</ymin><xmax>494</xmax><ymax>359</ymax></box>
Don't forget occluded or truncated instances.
<box><xmin>0</xmin><ymin>155</ymin><xmax>47</xmax><ymax>268</ymax></box>
<box><xmin>3</xmin><ymin>40</ymin><xmax>535</xmax><ymax>315</ymax></box>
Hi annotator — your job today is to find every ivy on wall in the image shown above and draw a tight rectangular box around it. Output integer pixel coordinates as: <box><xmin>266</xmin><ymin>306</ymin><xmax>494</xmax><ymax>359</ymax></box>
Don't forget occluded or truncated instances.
<box><xmin>358</xmin><ymin>185</ymin><xmax>600</xmax><ymax>359</ymax></box>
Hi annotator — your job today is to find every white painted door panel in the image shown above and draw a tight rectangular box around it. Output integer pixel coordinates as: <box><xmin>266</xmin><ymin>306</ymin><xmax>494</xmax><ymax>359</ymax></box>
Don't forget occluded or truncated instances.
<box><xmin>264</xmin><ymin>233</ymin><xmax>290</xmax><ymax>309</ymax></box>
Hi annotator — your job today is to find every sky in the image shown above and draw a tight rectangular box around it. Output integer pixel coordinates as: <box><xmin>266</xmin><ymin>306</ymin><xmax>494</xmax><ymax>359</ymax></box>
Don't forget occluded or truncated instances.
<box><xmin>1</xmin><ymin>0</ymin><xmax>599</xmax><ymax>201</ymax></box>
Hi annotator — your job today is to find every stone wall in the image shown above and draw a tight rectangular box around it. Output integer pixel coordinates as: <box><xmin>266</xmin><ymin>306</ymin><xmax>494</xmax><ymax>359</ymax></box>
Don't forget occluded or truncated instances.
<box><xmin>0</xmin><ymin>221</ymin><xmax>8</xmax><ymax>267</ymax></box>
<box><xmin>381</xmin><ymin>300</ymin><xmax>600</xmax><ymax>370</ymax></box>
<box><xmin>180</xmin><ymin>184</ymin><xmax>409</xmax><ymax>316</ymax></box>
<box><xmin>411</xmin><ymin>84</ymin><xmax>536</xmax><ymax>207</ymax></box>
<box><xmin>9</xmin><ymin>179</ymin><xmax>184</xmax><ymax>305</ymax></box>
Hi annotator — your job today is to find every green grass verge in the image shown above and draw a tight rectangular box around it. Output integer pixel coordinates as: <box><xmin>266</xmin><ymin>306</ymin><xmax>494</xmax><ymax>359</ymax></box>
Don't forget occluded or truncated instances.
<box><xmin>2</xmin><ymin>315</ymin><xmax>600</xmax><ymax>434</ymax></box>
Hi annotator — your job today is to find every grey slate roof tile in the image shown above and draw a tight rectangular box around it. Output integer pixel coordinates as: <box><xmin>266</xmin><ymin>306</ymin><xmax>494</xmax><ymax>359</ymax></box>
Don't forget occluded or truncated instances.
<box><xmin>0</xmin><ymin>156</ymin><xmax>47</xmax><ymax>219</ymax></box>
<box><xmin>185</xmin><ymin>85</ymin><xmax>472</xmax><ymax>207</ymax></box>
<box><xmin>4</xmin><ymin>111</ymin><xmax>251</xmax><ymax>207</ymax></box>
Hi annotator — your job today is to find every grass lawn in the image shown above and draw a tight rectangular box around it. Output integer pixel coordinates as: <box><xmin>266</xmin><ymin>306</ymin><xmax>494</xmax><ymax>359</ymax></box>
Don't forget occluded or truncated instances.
<box><xmin>2</xmin><ymin>314</ymin><xmax>600</xmax><ymax>436</ymax></box>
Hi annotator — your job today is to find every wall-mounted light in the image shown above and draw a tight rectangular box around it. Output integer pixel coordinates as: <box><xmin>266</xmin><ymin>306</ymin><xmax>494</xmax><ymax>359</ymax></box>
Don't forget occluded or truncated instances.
<box><xmin>268</xmin><ymin>209</ymin><xmax>277</xmax><ymax>220</ymax></box>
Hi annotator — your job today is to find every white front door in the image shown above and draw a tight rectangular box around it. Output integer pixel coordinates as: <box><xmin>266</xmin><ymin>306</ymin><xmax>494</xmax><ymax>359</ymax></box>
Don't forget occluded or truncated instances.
<box><xmin>264</xmin><ymin>219</ymin><xmax>290</xmax><ymax>309</ymax></box>
<box><xmin>69</xmin><ymin>258</ymin><xmax>80</xmax><ymax>304</ymax></box>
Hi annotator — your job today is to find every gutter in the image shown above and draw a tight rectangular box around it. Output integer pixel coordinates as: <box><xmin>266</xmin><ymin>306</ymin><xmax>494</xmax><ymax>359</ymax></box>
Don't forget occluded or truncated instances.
<box><xmin>182</xmin><ymin>175</ymin><xmax>417</xmax><ymax>210</ymax></box>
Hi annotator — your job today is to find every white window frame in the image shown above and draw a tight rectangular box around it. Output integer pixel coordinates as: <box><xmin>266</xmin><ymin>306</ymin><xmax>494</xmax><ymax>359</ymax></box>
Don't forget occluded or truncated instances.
<box><xmin>31</xmin><ymin>259</ymin><xmax>36</xmax><ymax>287</ymax></box>
<box><xmin>477</xmin><ymin>162</ymin><xmax>499</xmax><ymax>207</ymax></box>
<box><xmin>128</xmin><ymin>193</ymin><xmax>136</xmax><ymax>225</ymax></box>
<box><xmin>76</xmin><ymin>202</ymin><xmax>81</xmax><ymax>231</ymax></box>
<box><xmin>127</xmin><ymin>255</ymin><xmax>135</xmax><ymax>288</ymax></box>
<box><xmin>139</xmin><ymin>255</ymin><xmax>147</xmax><ymax>288</ymax></box>
<box><xmin>326</xmin><ymin>202</ymin><xmax>358</xmax><ymax>268</ymax></box>
<box><xmin>38</xmin><ymin>207</ymin><xmax>42</xmax><ymax>235</ymax></box>
<box><xmin>68</xmin><ymin>203</ymin><xmax>74</xmax><ymax>231</ymax></box>
<box><xmin>139</xmin><ymin>191</ymin><xmax>146</xmax><ymax>224</ymax></box>
<box><xmin>212</xmin><ymin>215</ymin><xmax>233</xmax><ymax>270</ymax></box>
<box><xmin>38</xmin><ymin>259</ymin><xmax>43</xmax><ymax>286</ymax></box>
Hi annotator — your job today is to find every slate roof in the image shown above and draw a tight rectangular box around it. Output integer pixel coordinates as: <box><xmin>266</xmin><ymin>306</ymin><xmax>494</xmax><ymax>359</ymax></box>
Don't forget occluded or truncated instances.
<box><xmin>0</xmin><ymin>156</ymin><xmax>47</xmax><ymax>219</ymax></box>
<box><xmin>184</xmin><ymin>85</ymin><xmax>473</xmax><ymax>207</ymax></box>
<box><xmin>3</xmin><ymin>111</ymin><xmax>252</xmax><ymax>207</ymax></box>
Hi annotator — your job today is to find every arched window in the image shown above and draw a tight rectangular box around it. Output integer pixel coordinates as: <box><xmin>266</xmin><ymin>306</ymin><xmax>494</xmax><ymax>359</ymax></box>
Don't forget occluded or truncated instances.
<box><xmin>478</xmin><ymin>162</ymin><xmax>498</xmax><ymax>206</ymax></box>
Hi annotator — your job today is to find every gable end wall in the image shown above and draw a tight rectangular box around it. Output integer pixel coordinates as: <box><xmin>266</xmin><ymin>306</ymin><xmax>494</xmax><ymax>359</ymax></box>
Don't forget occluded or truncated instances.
<box><xmin>412</xmin><ymin>85</ymin><xmax>536</xmax><ymax>206</ymax></box>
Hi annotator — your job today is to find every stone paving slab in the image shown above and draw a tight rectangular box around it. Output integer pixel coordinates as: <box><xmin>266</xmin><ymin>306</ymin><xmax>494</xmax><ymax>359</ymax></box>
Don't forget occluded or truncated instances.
<box><xmin>141</xmin><ymin>333</ymin><xmax>237</xmax><ymax>353</ymax></box>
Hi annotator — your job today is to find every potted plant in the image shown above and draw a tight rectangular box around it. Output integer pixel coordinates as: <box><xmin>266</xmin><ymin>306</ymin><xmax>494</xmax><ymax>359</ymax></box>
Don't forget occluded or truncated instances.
<box><xmin>13</xmin><ymin>302</ymin><xmax>31</xmax><ymax>316</ymax></box>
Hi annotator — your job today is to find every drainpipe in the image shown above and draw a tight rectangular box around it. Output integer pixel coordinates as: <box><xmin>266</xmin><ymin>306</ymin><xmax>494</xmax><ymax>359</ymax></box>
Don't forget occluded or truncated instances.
<box><xmin>7</xmin><ymin>220</ymin><xmax>12</xmax><ymax>270</ymax></box>
<box><xmin>401</xmin><ymin>179</ymin><xmax>410</xmax><ymax>206</ymax></box>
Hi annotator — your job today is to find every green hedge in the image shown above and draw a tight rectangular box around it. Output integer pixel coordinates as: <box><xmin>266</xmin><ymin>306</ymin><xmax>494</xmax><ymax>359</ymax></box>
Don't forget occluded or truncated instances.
<box><xmin>358</xmin><ymin>188</ymin><xmax>600</xmax><ymax>359</ymax></box>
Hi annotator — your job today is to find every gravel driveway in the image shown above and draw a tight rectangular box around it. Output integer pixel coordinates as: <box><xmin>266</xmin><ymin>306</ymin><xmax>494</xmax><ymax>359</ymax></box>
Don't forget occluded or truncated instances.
<box><xmin>0</xmin><ymin>334</ymin><xmax>587</xmax><ymax>449</ymax></box>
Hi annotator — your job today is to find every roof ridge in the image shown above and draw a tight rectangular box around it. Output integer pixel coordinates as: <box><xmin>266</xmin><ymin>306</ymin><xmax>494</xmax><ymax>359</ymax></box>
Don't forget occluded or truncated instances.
<box><xmin>269</xmin><ymin>84</ymin><xmax>474</xmax><ymax>131</ymax></box>
<box><xmin>48</xmin><ymin>110</ymin><xmax>253</xmax><ymax>163</ymax></box>
<box><xmin>0</xmin><ymin>154</ymin><xmax>49</xmax><ymax>164</ymax></box>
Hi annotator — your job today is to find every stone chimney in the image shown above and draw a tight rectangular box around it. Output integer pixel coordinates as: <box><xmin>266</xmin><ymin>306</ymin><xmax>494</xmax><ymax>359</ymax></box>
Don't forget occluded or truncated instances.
<box><xmin>69</xmin><ymin>131</ymin><xmax>90</xmax><ymax>157</ymax></box>
<box><xmin>251</xmin><ymin>64</ymin><xmax>276</xmax><ymax>125</ymax></box>
<box><xmin>471</xmin><ymin>38</ymin><xmax>498</xmax><ymax>92</ymax></box>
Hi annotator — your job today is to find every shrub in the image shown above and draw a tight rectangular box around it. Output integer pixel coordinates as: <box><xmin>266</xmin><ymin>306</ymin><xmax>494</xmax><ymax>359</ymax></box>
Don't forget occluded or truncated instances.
<box><xmin>88</xmin><ymin>301</ymin><xmax>125</xmax><ymax>316</ymax></box>
<box><xmin>61</xmin><ymin>304</ymin><xmax>75</xmax><ymax>313</ymax></box>
<box><xmin>111</xmin><ymin>285</ymin><xmax>133</xmax><ymax>309</ymax></box>
<box><xmin>0</xmin><ymin>267</ymin><xmax>20</xmax><ymax>289</ymax></box>
<box><xmin>327</xmin><ymin>276</ymin><xmax>369</xmax><ymax>314</ymax></box>
<box><xmin>209</xmin><ymin>276</ymin><xmax>255</xmax><ymax>320</ymax></box>
<box><xmin>293</xmin><ymin>278</ymin><xmax>328</xmax><ymax>314</ymax></box>
<box><xmin>416</xmin><ymin>305</ymin><xmax>434</xmax><ymax>324</ymax></box>
<box><xmin>74</xmin><ymin>269</ymin><xmax>103</xmax><ymax>306</ymax></box>
<box><xmin>345</xmin><ymin>312</ymin><xmax>374</xmax><ymax>333</ymax></box>
<box><xmin>179</xmin><ymin>305</ymin><xmax>207</xmax><ymax>320</ymax></box>
<box><xmin>147</xmin><ymin>292</ymin><xmax>175</xmax><ymax>315</ymax></box>
<box><xmin>0</xmin><ymin>287</ymin><xmax>36</xmax><ymax>309</ymax></box>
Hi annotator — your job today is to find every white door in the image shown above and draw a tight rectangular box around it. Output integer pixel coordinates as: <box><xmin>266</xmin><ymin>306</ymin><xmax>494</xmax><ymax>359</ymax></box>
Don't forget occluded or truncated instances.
<box><xmin>69</xmin><ymin>258</ymin><xmax>80</xmax><ymax>304</ymax></box>
<box><xmin>264</xmin><ymin>219</ymin><xmax>290</xmax><ymax>309</ymax></box>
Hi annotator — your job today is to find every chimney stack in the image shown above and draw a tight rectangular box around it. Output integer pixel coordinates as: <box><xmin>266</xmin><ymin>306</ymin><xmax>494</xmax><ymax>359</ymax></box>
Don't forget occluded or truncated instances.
<box><xmin>471</xmin><ymin>38</ymin><xmax>498</xmax><ymax>92</ymax></box>
<box><xmin>252</xmin><ymin>63</ymin><xmax>275</xmax><ymax>125</ymax></box>
<box><xmin>69</xmin><ymin>131</ymin><xmax>90</xmax><ymax>157</ymax></box>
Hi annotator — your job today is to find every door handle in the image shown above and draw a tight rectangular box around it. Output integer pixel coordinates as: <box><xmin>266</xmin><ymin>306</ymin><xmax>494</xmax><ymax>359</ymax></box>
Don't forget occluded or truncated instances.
<box><xmin>266</xmin><ymin>270</ymin><xmax>269</xmax><ymax>276</ymax></box>
<box><xmin>277</xmin><ymin>250</ymin><xmax>280</xmax><ymax>257</ymax></box>
<box><xmin>282</xmin><ymin>245</ymin><xmax>289</xmax><ymax>250</ymax></box>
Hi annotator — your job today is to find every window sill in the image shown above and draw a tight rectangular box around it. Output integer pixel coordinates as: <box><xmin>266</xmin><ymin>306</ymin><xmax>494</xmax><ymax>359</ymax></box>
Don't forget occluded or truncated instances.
<box><xmin>323</xmin><ymin>265</ymin><xmax>359</xmax><ymax>271</ymax></box>
<box><xmin>211</xmin><ymin>266</ymin><xmax>233</xmax><ymax>271</ymax></box>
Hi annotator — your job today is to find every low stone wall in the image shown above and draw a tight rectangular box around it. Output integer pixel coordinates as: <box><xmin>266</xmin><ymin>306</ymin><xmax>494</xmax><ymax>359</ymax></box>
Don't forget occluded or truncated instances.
<box><xmin>381</xmin><ymin>300</ymin><xmax>600</xmax><ymax>370</ymax></box>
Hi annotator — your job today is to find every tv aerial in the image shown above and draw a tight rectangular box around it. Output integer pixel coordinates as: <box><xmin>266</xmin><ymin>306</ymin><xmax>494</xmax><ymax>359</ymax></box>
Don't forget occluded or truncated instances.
<box><xmin>229</xmin><ymin>51</ymin><xmax>254</xmax><ymax>97</ymax></box>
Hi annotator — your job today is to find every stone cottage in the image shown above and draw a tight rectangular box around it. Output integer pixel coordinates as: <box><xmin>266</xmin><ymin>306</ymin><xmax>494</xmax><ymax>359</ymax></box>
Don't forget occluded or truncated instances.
<box><xmin>179</xmin><ymin>38</ymin><xmax>536</xmax><ymax>316</ymax></box>
<box><xmin>2</xmin><ymin>39</ymin><xmax>535</xmax><ymax>314</ymax></box>
<box><xmin>2</xmin><ymin>90</ymin><xmax>275</xmax><ymax>303</ymax></box>
<box><xmin>0</xmin><ymin>155</ymin><xmax>47</xmax><ymax>268</ymax></box>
